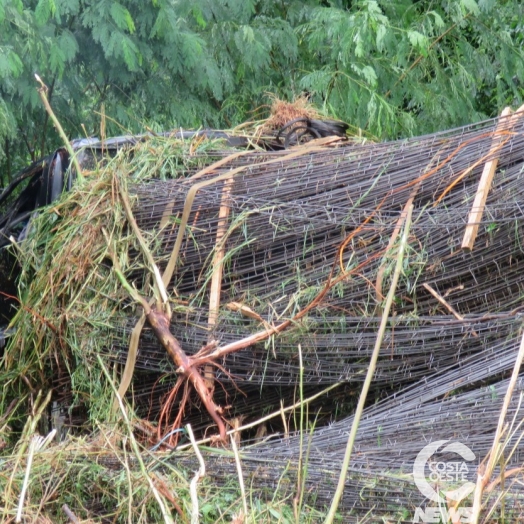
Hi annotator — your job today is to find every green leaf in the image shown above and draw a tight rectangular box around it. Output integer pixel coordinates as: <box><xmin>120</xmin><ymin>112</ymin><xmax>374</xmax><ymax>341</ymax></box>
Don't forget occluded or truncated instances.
<box><xmin>376</xmin><ymin>24</ymin><xmax>387</xmax><ymax>52</ymax></box>
<box><xmin>179</xmin><ymin>31</ymin><xmax>205</xmax><ymax>68</ymax></box>
<box><xmin>407</xmin><ymin>30</ymin><xmax>428</xmax><ymax>55</ymax></box>
<box><xmin>365</xmin><ymin>1</ymin><xmax>381</xmax><ymax>17</ymax></box>
<box><xmin>192</xmin><ymin>5</ymin><xmax>206</xmax><ymax>29</ymax></box>
<box><xmin>58</xmin><ymin>30</ymin><xmax>79</xmax><ymax>62</ymax></box>
<box><xmin>354</xmin><ymin>31</ymin><xmax>364</xmax><ymax>58</ymax></box>
<box><xmin>49</xmin><ymin>43</ymin><xmax>66</xmax><ymax>74</ymax></box>
<box><xmin>461</xmin><ymin>0</ymin><xmax>480</xmax><ymax>15</ymax></box>
<box><xmin>0</xmin><ymin>97</ymin><xmax>16</xmax><ymax>141</ymax></box>
<box><xmin>11</xmin><ymin>0</ymin><xmax>24</xmax><ymax>12</ymax></box>
<box><xmin>35</xmin><ymin>0</ymin><xmax>56</xmax><ymax>25</ymax></box>
<box><xmin>428</xmin><ymin>11</ymin><xmax>445</xmax><ymax>29</ymax></box>
<box><xmin>361</xmin><ymin>65</ymin><xmax>377</xmax><ymax>87</ymax></box>
<box><xmin>241</xmin><ymin>25</ymin><xmax>255</xmax><ymax>44</ymax></box>
<box><xmin>351</xmin><ymin>64</ymin><xmax>378</xmax><ymax>87</ymax></box>
<box><xmin>200</xmin><ymin>503</ymin><xmax>216</xmax><ymax>519</ymax></box>
<box><xmin>0</xmin><ymin>48</ymin><xmax>23</xmax><ymax>79</ymax></box>
<box><xmin>299</xmin><ymin>70</ymin><xmax>333</xmax><ymax>95</ymax></box>
<box><xmin>120</xmin><ymin>35</ymin><xmax>141</xmax><ymax>70</ymax></box>
<box><xmin>110</xmin><ymin>2</ymin><xmax>135</xmax><ymax>33</ymax></box>
<box><xmin>478</xmin><ymin>0</ymin><xmax>496</xmax><ymax>11</ymax></box>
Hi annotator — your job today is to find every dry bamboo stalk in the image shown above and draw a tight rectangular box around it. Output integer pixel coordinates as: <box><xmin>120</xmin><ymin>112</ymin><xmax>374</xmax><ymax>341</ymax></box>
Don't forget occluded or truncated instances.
<box><xmin>434</xmin><ymin>134</ymin><xmax>512</xmax><ymax>206</ymax></box>
<box><xmin>204</xmin><ymin>175</ymin><xmax>234</xmax><ymax>388</ymax></box>
<box><xmin>461</xmin><ymin>106</ymin><xmax>514</xmax><ymax>250</ymax></box>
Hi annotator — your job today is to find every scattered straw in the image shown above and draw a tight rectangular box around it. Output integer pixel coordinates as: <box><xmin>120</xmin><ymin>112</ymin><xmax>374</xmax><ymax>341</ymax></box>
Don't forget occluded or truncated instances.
<box><xmin>263</xmin><ymin>94</ymin><xmax>321</xmax><ymax>131</ymax></box>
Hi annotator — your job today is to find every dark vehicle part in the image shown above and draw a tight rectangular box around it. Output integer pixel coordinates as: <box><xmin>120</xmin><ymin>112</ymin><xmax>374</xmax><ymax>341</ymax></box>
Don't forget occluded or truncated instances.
<box><xmin>0</xmin><ymin>123</ymin><xmax>348</xmax><ymax>247</ymax></box>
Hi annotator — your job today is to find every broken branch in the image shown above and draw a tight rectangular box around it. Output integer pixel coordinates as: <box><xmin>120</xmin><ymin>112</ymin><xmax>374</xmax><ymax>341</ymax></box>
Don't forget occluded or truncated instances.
<box><xmin>461</xmin><ymin>106</ymin><xmax>514</xmax><ymax>250</ymax></box>
<box><xmin>422</xmin><ymin>282</ymin><xmax>478</xmax><ymax>337</ymax></box>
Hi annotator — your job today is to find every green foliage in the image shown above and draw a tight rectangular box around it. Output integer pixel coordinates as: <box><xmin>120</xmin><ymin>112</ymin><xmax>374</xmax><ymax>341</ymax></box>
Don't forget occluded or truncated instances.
<box><xmin>299</xmin><ymin>0</ymin><xmax>523</xmax><ymax>137</ymax></box>
<box><xmin>0</xmin><ymin>0</ymin><xmax>522</xmax><ymax>179</ymax></box>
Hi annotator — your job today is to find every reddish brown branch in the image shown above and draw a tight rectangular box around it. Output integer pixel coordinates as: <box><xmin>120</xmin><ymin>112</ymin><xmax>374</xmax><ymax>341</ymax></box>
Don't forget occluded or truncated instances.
<box><xmin>145</xmin><ymin>308</ymin><xmax>227</xmax><ymax>440</ymax></box>
<box><xmin>192</xmin><ymin>247</ymin><xmax>387</xmax><ymax>366</ymax></box>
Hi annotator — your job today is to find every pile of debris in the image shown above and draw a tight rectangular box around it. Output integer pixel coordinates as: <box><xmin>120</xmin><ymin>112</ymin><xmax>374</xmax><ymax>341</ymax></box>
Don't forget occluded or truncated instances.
<box><xmin>2</xmin><ymin>105</ymin><xmax>524</xmax><ymax>521</ymax></box>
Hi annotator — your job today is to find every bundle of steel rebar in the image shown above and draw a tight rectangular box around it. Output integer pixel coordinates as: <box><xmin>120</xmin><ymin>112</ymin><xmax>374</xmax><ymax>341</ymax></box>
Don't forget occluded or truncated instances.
<box><xmin>101</xmin><ymin>112</ymin><xmax>524</xmax><ymax>399</ymax></box>
<box><xmin>7</xmin><ymin>109</ymin><xmax>524</xmax><ymax>521</ymax></box>
<box><xmin>105</xmin><ymin>111</ymin><xmax>524</xmax><ymax>519</ymax></box>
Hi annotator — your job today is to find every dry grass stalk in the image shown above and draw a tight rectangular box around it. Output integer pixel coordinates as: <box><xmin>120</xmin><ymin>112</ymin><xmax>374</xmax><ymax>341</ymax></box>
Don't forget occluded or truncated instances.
<box><xmin>263</xmin><ymin>94</ymin><xmax>321</xmax><ymax>131</ymax></box>
<box><xmin>115</xmin><ymin>314</ymin><xmax>147</xmax><ymax>413</ymax></box>
<box><xmin>187</xmin><ymin>424</ymin><xmax>205</xmax><ymax>524</ymax></box>
<box><xmin>98</xmin><ymin>355</ymin><xmax>175</xmax><ymax>524</ymax></box>
<box><xmin>62</xmin><ymin>504</ymin><xmax>81</xmax><ymax>523</ymax></box>
<box><xmin>16</xmin><ymin>430</ymin><xmax>56</xmax><ymax>523</ymax></box>
<box><xmin>375</xmin><ymin>183</ymin><xmax>420</xmax><ymax>305</ymax></box>
<box><xmin>230</xmin><ymin>433</ymin><xmax>249</xmax><ymax>520</ymax></box>
<box><xmin>324</xmin><ymin>204</ymin><xmax>413</xmax><ymax>524</ymax></box>
<box><xmin>293</xmin><ymin>343</ymin><xmax>306</xmax><ymax>522</ymax></box>
<box><xmin>176</xmin><ymin>382</ymin><xmax>341</xmax><ymax>451</ymax></box>
<box><xmin>35</xmin><ymin>74</ymin><xmax>83</xmax><ymax>181</ymax></box>
<box><xmin>3</xmin><ymin>390</ymin><xmax>52</xmax><ymax>522</ymax></box>
<box><xmin>470</xmin><ymin>327</ymin><xmax>524</xmax><ymax>523</ymax></box>
<box><xmin>113</xmin><ymin>173</ymin><xmax>170</xmax><ymax>414</ymax></box>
